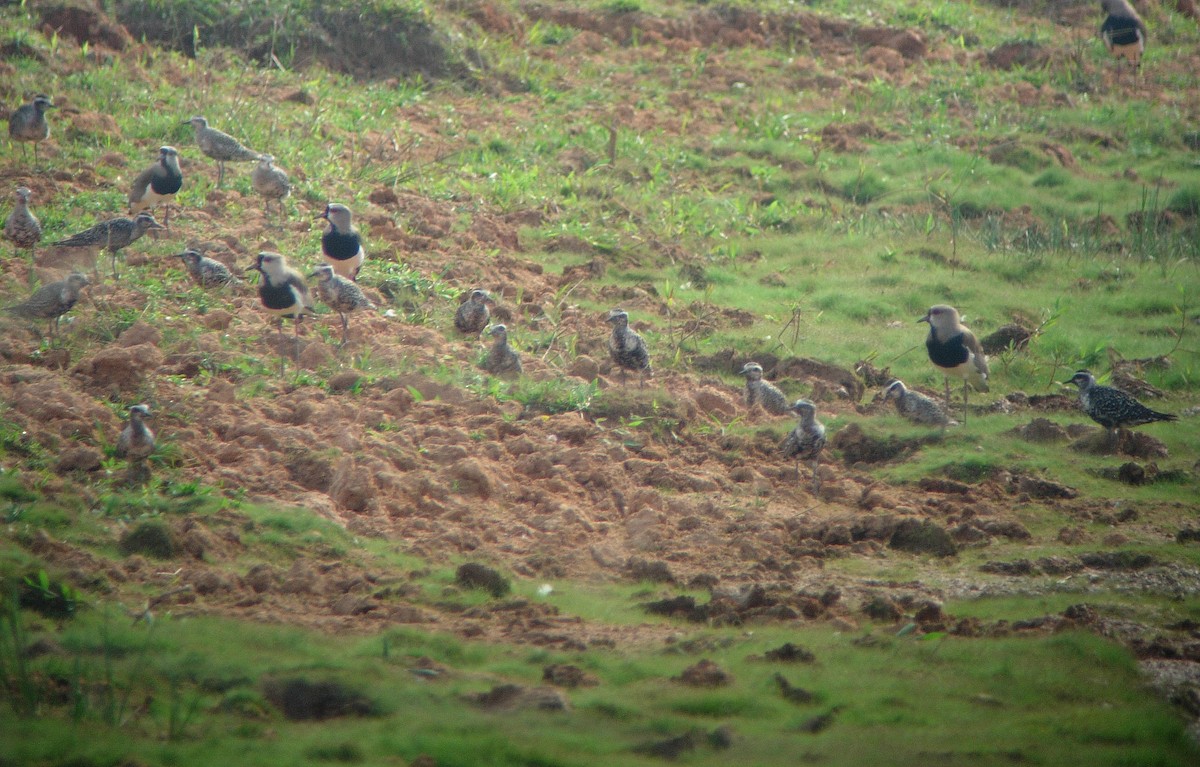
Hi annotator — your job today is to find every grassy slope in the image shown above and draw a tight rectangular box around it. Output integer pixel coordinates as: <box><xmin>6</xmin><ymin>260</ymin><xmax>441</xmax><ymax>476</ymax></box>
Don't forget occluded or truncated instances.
<box><xmin>2</xmin><ymin>0</ymin><xmax>1200</xmax><ymax>765</ymax></box>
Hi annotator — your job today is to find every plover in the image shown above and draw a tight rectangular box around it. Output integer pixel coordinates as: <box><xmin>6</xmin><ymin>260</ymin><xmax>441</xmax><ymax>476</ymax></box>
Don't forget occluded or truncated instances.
<box><xmin>185</xmin><ymin>116</ymin><xmax>261</xmax><ymax>187</ymax></box>
<box><xmin>7</xmin><ymin>94</ymin><xmax>54</xmax><ymax>162</ymax></box>
<box><xmin>481</xmin><ymin>324</ymin><xmax>522</xmax><ymax>377</ymax></box>
<box><xmin>5</xmin><ymin>272</ymin><xmax>89</xmax><ymax>336</ymax></box>
<box><xmin>781</xmin><ymin>399</ymin><xmax>826</xmax><ymax>493</ymax></box>
<box><xmin>607</xmin><ymin>308</ymin><xmax>652</xmax><ymax>385</ymax></box>
<box><xmin>317</xmin><ymin>203</ymin><xmax>365</xmax><ymax>281</ymax></box>
<box><xmin>129</xmin><ymin>146</ymin><xmax>183</xmax><ymax>230</ymax></box>
<box><xmin>51</xmin><ymin>213</ymin><xmax>164</xmax><ymax>280</ymax></box>
<box><xmin>739</xmin><ymin>361</ymin><xmax>790</xmax><ymax>416</ymax></box>
<box><xmin>882</xmin><ymin>379</ymin><xmax>954</xmax><ymax>427</ymax></box>
<box><xmin>310</xmin><ymin>263</ymin><xmax>372</xmax><ymax>346</ymax></box>
<box><xmin>454</xmin><ymin>288</ymin><xmax>490</xmax><ymax>336</ymax></box>
<box><xmin>1063</xmin><ymin>369</ymin><xmax>1176</xmax><ymax>445</ymax></box>
<box><xmin>919</xmin><ymin>304</ymin><xmax>989</xmax><ymax>422</ymax></box>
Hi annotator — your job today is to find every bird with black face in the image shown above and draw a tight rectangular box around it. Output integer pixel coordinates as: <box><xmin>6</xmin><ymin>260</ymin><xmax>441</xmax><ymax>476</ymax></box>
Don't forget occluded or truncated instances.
<box><xmin>245</xmin><ymin>251</ymin><xmax>315</xmax><ymax>341</ymax></box>
<box><xmin>317</xmin><ymin>203</ymin><xmax>365</xmax><ymax>281</ymax></box>
<box><xmin>129</xmin><ymin>146</ymin><xmax>183</xmax><ymax>231</ymax></box>
<box><xmin>1062</xmin><ymin>369</ymin><xmax>1176</xmax><ymax>447</ymax></box>
<box><xmin>919</xmin><ymin>304</ymin><xmax>989</xmax><ymax>422</ymax></box>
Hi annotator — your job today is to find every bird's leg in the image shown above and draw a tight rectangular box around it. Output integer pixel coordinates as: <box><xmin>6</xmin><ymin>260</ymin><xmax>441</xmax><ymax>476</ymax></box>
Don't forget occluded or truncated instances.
<box><xmin>943</xmin><ymin>375</ymin><xmax>952</xmax><ymax>409</ymax></box>
<box><xmin>111</xmin><ymin>252</ymin><xmax>119</xmax><ymax>280</ymax></box>
<box><xmin>217</xmin><ymin>162</ymin><xmax>225</xmax><ymax>188</ymax></box>
<box><xmin>340</xmin><ymin>312</ymin><xmax>349</xmax><ymax>348</ymax></box>
<box><xmin>810</xmin><ymin>457</ymin><xmax>820</xmax><ymax>495</ymax></box>
<box><xmin>961</xmin><ymin>379</ymin><xmax>970</xmax><ymax>424</ymax></box>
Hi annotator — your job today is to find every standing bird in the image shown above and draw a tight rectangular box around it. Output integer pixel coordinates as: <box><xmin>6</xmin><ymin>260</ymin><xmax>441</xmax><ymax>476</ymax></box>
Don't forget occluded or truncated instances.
<box><xmin>7</xmin><ymin>94</ymin><xmax>54</xmax><ymax>162</ymax></box>
<box><xmin>781</xmin><ymin>399</ymin><xmax>826</xmax><ymax>494</ymax></box>
<box><xmin>116</xmin><ymin>404</ymin><xmax>156</xmax><ymax>462</ymax></box>
<box><xmin>1063</xmin><ymin>369</ymin><xmax>1176</xmax><ymax>446</ymax></box>
<box><xmin>739</xmin><ymin>361</ymin><xmax>790</xmax><ymax>416</ymax></box>
<box><xmin>317</xmin><ymin>203</ymin><xmax>365</xmax><ymax>281</ymax></box>
<box><xmin>51</xmin><ymin>212</ymin><xmax>164</xmax><ymax>280</ymax></box>
<box><xmin>607</xmin><ymin>308</ymin><xmax>652</xmax><ymax>385</ymax></box>
<box><xmin>4</xmin><ymin>272</ymin><xmax>89</xmax><ymax>337</ymax></box>
<box><xmin>128</xmin><ymin>146</ymin><xmax>183</xmax><ymax>230</ymax></box>
<box><xmin>185</xmin><ymin>116</ymin><xmax>261</xmax><ymax>187</ymax></box>
<box><xmin>245</xmin><ymin>251</ymin><xmax>315</xmax><ymax>341</ymax></box>
<box><xmin>454</xmin><ymin>289</ymin><xmax>490</xmax><ymax>336</ymax></box>
<box><xmin>919</xmin><ymin>304</ymin><xmax>989</xmax><ymax>422</ymax></box>
<box><xmin>176</xmin><ymin>249</ymin><xmax>242</xmax><ymax>289</ymax></box>
<box><xmin>481</xmin><ymin>324</ymin><xmax>522</xmax><ymax>377</ymax></box>
<box><xmin>251</xmin><ymin>154</ymin><xmax>291</xmax><ymax>221</ymax></box>
<box><xmin>4</xmin><ymin>187</ymin><xmax>42</xmax><ymax>277</ymax></box>
<box><xmin>882</xmin><ymin>380</ymin><xmax>954</xmax><ymax>427</ymax></box>
<box><xmin>1099</xmin><ymin>0</ymin><xmax>1147</xmax><ymax>75</ymax></box>
<box><xmin>309</xmin><ymin>263</ymin><xmax>372</xmax><ymax>346</ymax></box>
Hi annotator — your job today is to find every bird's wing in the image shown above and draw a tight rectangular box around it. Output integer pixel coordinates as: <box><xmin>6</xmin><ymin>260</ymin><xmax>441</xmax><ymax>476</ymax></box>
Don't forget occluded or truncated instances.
<box><xmin>128</xmin><ymin>164</ymin><xmax>156</xmax><ymax>208</ymax></box>
<box><xmin>961</xmin><ymin>327</ymin><xmax>990</xmax><ymax>379</ymax></box>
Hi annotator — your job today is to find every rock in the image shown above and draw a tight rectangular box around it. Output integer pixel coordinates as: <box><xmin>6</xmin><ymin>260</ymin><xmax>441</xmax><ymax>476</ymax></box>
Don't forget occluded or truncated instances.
<box><xmin>676</xmin><ymin>659</ymin><xmax>732</xmax><ymax>687</ymax></box>
<box><xmin>862</xmin><ymin>595</ymin><xmax>902</xmax><ymax>621</ymax></box>
<box><xmin>626</xmin><ymin>558</ymin><xmax>675</xmax><ymax>584</ymax></box>
<box><xmin>116</xmin><ymin>321</ymin><xmax>161</xmax><ymax>348</ymax></box>
<box><xmin>1013</xmin><ymin>417</ymin><xmax>1069</xmax><ymax>443</ymax></box>
<box><xmin>330</xmin><ymin>457</ymin><xmax>374</xmax><ymax>511</ymax></box>
<box><xmin>53</xmin><ymin>446</ymin><xmax>102</xmax><ymax>473</ymax></box>
<box><xmin>543</xmin><ymin>664</ymin><xmax>598</xmax><ymax>688</ymax></box>
<box><xmin>889</xmin><ymin>519</ymin><xmax>957</xmax><ymax>557</ymax></box>
<box><xmin>455</xmin><ymin>563</ymin><xmax>511</xmax><ymax>597</ymax></box>
<box><xmin>762</xmin><ymin>642</ymin><xmax>816</xmax><ymax>663</ymax></box>
<box><xmin>446</xmin><ymin>458</ymin><xmax>493</xmax><ymax>499</ymax></box>
<box><xmin>1016</xmin><ymin>475</ymin><xmax>1077</xmax><ymax>500</ymax></box>
<box><xmin>119</xmin><ymin>520</ymin><xmax>178</xmax><ymax>559</ymax></box>
<box><xmin>328</xmin><ymin>371</ymin><xmax>362</xmax><ymax>392</ymax></box>
<box><xmin>262</xmin><ymin>678</ymin><xmax>376</xmax><ymax>720</ymax></box>
<box><xmin>469</xmin><ymin>684</ymin><xmax>569</xmax><ymax>711</ymax></box>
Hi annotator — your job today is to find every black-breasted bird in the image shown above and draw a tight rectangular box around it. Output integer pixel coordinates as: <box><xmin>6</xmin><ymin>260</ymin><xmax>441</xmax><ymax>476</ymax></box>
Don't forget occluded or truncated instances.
<box><xmin>919</xmin><ymin>304</ymin><xmax>989</xmax><ymax>422</ymax></box>
<box><xmin>454</xmin><ymin>289</ymin><xmax>490</xmax><ymax>336</ymax></box>
<box><xmin>245</xmin><ymin>251</ymin><xmax>315</xmax><ymax>338</ymax></box>
<box><xmin>317</xmin><ymin>203</ymin><xmax>365</xmax><ymax>281</ymax></box>
<box><xmin>882</xmin><ymin>379</ymin><xmax>954</xmax><ymax>427</ymax></box>
<box><xmin>116</xmin><ymin>404</ymin><xmax>155</xmax><ymax>462</ymax></box>
<box><xmin>185</xmin><ymin>116</ymin><xmax>261</xmax><ymax>187</ymax></box>
<box><xmin>129</xmin><ymin>146</ymin><xmax>183</xmax><ymax>230</ymax></box>
<box><xmin>4</xmin><ymin>187</ymin><xmax>42</xmax><ymax>271</ymax></box>
<box><xmin>251</xmin><ymin>154</ymin><xmax>291</xmax><ymax>220</ymax></box>
<box><xmin>739</xmin><ymin>361</ymin><xmax>790</xmax><ymax>416</ymax></box>
<box><xmin>781</xmin><ymin>399</ymin><xmax>826</xmax><ymax>494</ymax></box>
<box><xmin>1063</xmin><ymin>369</ymin><xmax>1176</xmax><ymax>445</ymax></box>
<box><xmin>607</xmin><ymin>308</ymin><xmax>651</xmax><ymax>385</ymax></box>
<box><xmin>1100</xmin><ymin>0</ymin><xmax>1146</xmax><ymax>74</ymax></box>
<box><xmin>481</xmin><ymin>324</ymin><xmax>522</xmax><ymax>377</ymax></box>
<box><xmin>7</xmin><ymin>94</ymin><xmax>54</xmax><ymax>162</ymax></box>
<box><xmin>310</xmin><ymin>263</ymin><xmax>372</xmax><ymax>346</ymax></box>
<box><xmin>176</xmin><ymin>249</ymin><xmax>242</xmax><ymax>289</ymax></box>
<box><xmin>51</xmin><ymin>213</ymin><xmax>164</xmax><ymax>280</ymax></box>
<box><xmin>5</xmin><ymin>272</ymin><xmax>89</xmax><ymax>336</ymax></box>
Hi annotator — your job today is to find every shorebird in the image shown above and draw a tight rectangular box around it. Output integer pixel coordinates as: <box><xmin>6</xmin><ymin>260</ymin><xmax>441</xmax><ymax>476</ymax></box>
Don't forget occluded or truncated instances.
<box><xmin>1100</xmin><ymin>0</ymin><xmax>1146</xmax><ymax>76</ymax></box>
<box><xmin>51</xmin><ymin>212</ymin><xmax>164</xmax><ymax>280</ymax></box>
<box><xmin>454</xmin><ymin>289</ymin><xmax>490</xmax><ymax>336</ymax></box>
<box><xmin>7</xmin><ymin>94</ymin><xmax>54</xmax><ymax>162</ymax></box>
<box><xmin>481</xmin><ymin>324</ymin><xmax>522</xmax><ymax>377</ymax></box>
<box><xmin>4</xmin><ymin>272</ymin><xmax>89</xmax><ymax>336</ymax></box>
<box><xmin>129</xmin><ymin>146</ymin><xmax>183</xmax><ymax>230</ymax></box>
<box><xmin>739</xmin><ymin>361</ymin><xmax>790</xmax><ymax>416</ymax></box>
<box><xmin>882</xmin><ymin>380</ymin><xmax>954</xmax><ymax>427</ymax></box>
<box><xmin>317</xmin><ymin>203</ymin><xmax>365</xmax><ymax>281</ymax></box>
<box><xmin>781</xmin><ymin>399</ymin><xmax>826</xmax><ymax>494</ymax></box>
<box><xmin>116</xmin><ymin>404</ymin><xmax>155</xmax><ymax>462</ymax></box>
<box><xmin>1062</xmin><ymin>369</ymin><xmax>1176</xmax><ymax>446</ymax></box>
<box><xmin>245</xmin><ymin>251</ymin><xmax>315</xmax><ymax>340</ymax></box>
<box><xmin>176</xmin><ymin>249</ymin><xmax>242</xmax><ymax>289</ymax></box>
<box><xmin>185</xmin><ymin>116</ymin><xmax>261</xmax><ymax>187</ymax></box>
<box><xmin>310</xmin><ymin>263</ymin><xmax>372</xmax><ymax>346</ymax></box>
<box><xmin>4</xmin><ymin>187</ymin><xmax>42</xmax><ymax>276</ymax></box>
<box><xmin>919</xmin><ymin>304</ymin><xmax>989</xmax><ymax>422</ymax></box>
<box><xmin>251</xmin><ymin>154</ymin><xmax>291</xmax><ymax>221</ymax></box>
<box><xmin>607</xmin><ymin>308</ymin><xmax>652</xmax><ymax>385</ymax></box>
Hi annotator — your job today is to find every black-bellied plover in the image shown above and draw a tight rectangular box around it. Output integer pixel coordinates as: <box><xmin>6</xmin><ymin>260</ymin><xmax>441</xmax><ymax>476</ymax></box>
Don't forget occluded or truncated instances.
<box><xmin>882</xmin><ymin>379</ymin><xmax>954</xmax><ymax>427</ymax></box>
<box><xmin>1100</xmin><ymin>0</ymin><xmax>1146</xmax><ymax>74</ymax></box>
<box><xmin>454</xmin><ymin>289</ymin><xmax>490</xmax><ymax>336</ymax></box>
<box><xmin>310</xmin><ymin>263</ymin><xmax>372</xmax><ymax>346</ymax></box>
<box><xmin>51</xmin><ymin>212</ymin><xmax>164</xmax><ymax>280</ymax></box>
<box><xmin>781</xmin><ymin>399</ymin><xmax>826</xmax><ymax>493</ymax></box>
<box><xmin>739</xmin><ymin>361</ymin><xmax>790</xmax><ymax>415</ymax></box>
<box><xmin>919</xmin><ymin>304</ymin><xmax>989</xmax><ymax>422</ymax></box>
<box><xmin>177</xmin><ymin>249</ymin><xmax>242</xmax><ymax>289</ymax></box>
<box><xmin>116</xmin><ymin>404</ymin><xmax>155</xmax><ymax>462</ymax></box>
<box><xmin>129</xmin><ymin>146</ymin><xmax>183</xmax><ymax>230</ymax></box>
<box><xmin>1063</xmin><ymin>369</ymin><xmax>1176</xmax><ymax>445</ymax></box>
<box><xmin>4</xmin><ymin>187</ymin><xmax>42</xmax><ymax>275</ymax></box>
<box><xmin>251</xmin><ymin>154</ymin><xmax>291</xmax><ymax>221</ymax></box>
<box><xmin>607</xmin><ymin>308</ymin><xmax>652</xmax><ymax>386</ymax></box>
<box><xmin>5</xmin><ymin>272</ymin><xmax>89</xmax><ymax>336</ymax></box>
<box><xmin>481</xmin><ymin>324</ymin><xmax>522</xmax><ymax>377</ymax></box>
<box><xmin>185</xmin><ymin>116</ymin><xmax>261</xmax><ymax>187</ymax></box>
<box><xmin>317</xmin><ymin>203</ymin><xmax>365</xmax><ymax>281</ymax></box>
<box><xmin>245</xmin><ymin>251</ymin><xmax>315</xmax><ymax>339</ymax></box>
<box><xmin>7</xmin><ymin>94</ymin><xmax>54</xmax><ymax>162</ymax></box>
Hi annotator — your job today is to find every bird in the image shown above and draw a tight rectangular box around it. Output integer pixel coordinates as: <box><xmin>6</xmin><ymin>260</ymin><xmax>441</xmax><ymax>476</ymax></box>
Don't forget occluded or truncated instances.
<box><xmin>51</xmin><ymin>212</ymin><xmax>164</xmax><ymax>280</ymax></box>
<box><xmin>176</xmin><ymin>249</ymin><xmax>242</xmax><ymax>289</ymax></box>
<box><xmin>1062</xmin><ymin>369</ymin><xmax>1176</xmax><ymax>446</ymax></box>
<box><xmin>128</xmin><ymin>146</ymin><xmax>183</xmax><ymax>230</ymax></box>
<box><xmin>481</xmin><ymin>324</ymin><xmax>522</xmax><ymax>377</ymax></box>
<box><xmin>606</xmin><ymin>308</ymin><xmax>652</xmax><ymax>385</ymax></box>
<box><xmin>184</xmin><ymin>116</ymin><xmax>261</xmax><ymax>187</ymax></box>
<box><xmin>245</xmin><ymin>251</ymin><xmax>315</xmax><ymax>340</ymax></box>
<box><xmin>309</xmin><ymin>263</ymin><xmax>372</xmax><ymax>346</ymax></box>
<box><xmin>7</xmin><ymin>94</ymin><xmax>54</xmax><ymax>162</ymax></box>
<box><xmin>4</xmin><ymin>272</ymin><xmax>89</xmax><ymax>336</ymax></box>
<box><xmin>251</xmin><ymin>154</ymin><xmax>291</xmax><ymax>221</ymax></box>
<box><xmin>454</xmin><ymin>289</ymin><xmax>491</xmax><ymax>336</ymax></box>
<box><xmin>1099</xmin><ymin>0</ymin><xmax>1147</xmax><ymax>75</ymax></box>
<box><xmin>116</xmin><ymin>404</ymin><xmax>155</xmax><ymax>462</ymax></box>
<box><xmin>4</xmin><ymin>186</ymin><xmax>42</xmax><ymax>276</ymax></box>
<box><xmin>739</xmin><ymin>361</ymin><xmax>790</xmax><ymax>415</ymax></box>
<box><xmin>919</xmin><ymin>304</ymin><xmax>989</xmax><ymax>422</ymax></box>
<box><xmin>882</xmin><ymin>379</ymin><xmax>954</xmax><ymax>427</ymax></box>
<box><xmin>317</xmin><ymin>203</ymin><xmax>365</xmax><ymax>281</ymax></box>
<box><xmin>781</xmin><ymin>399</ymin><xmax>826</xmax><ymax>494</ymax></box>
